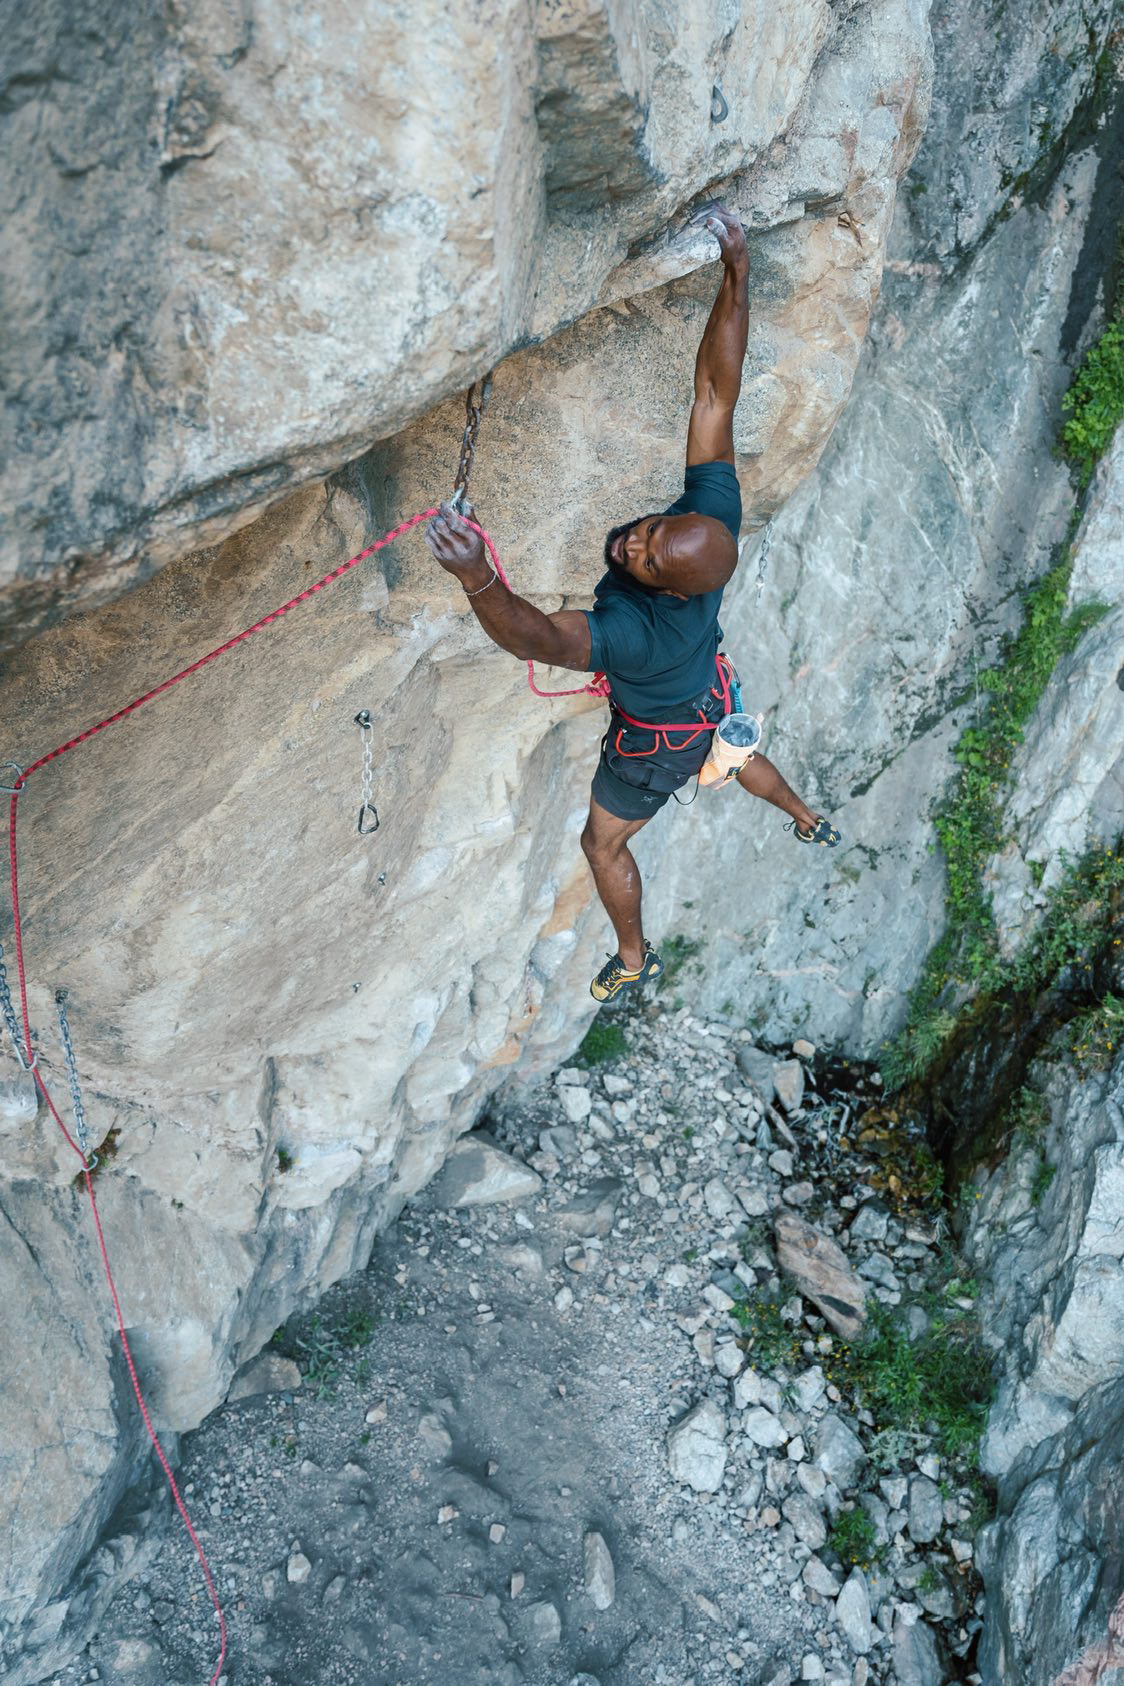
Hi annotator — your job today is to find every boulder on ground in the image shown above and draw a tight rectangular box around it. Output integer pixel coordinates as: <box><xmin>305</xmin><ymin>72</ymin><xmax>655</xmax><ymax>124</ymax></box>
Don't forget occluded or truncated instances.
<box><xmin>429</xmin><ymin>1138</ymin><xmax>542</xmax><ymax>1208</ymax></box>
<box><xmin>774</xmin><ymin>1213</ymin><xmax>867</xmax><ymax>1338</ymax></box>
<box><xmin>667</xmin><ymin>1399</ymin><xmax>728</xmax><ymax>1493</ymax></box>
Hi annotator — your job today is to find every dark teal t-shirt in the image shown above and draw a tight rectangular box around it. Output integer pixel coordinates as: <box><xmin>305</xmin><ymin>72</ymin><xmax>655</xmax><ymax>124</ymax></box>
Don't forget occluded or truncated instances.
<box><xmin>584</xmin><ymin>461</ymin><xmax>742</xmax><ymax>718</ymax></box>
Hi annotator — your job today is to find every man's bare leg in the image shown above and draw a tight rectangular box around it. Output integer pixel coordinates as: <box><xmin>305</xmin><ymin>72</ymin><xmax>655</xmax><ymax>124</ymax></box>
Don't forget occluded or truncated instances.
<box><xmin>736</xmin><ymin>752</ymin><xmax>821</xmax><ymax>830</ymax></box>
<box><xmin>580</xmin><ymin>798</ymin><xmax>653</xmax><ymax>972</ymax></box>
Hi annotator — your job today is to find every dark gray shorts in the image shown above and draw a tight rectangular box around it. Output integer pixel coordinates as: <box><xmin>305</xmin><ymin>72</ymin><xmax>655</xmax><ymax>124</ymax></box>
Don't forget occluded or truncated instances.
<box><xmin>590</xmin><ymin>717</ymin><xmax>714</xmax><ymax>822</ymax></box>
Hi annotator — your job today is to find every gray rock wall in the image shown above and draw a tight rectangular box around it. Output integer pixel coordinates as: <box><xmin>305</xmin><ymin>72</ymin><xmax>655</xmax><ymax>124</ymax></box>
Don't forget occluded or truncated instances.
<box><xmin>1</xmin><ymin>1</ymin><xmax>1122</xmax><ymax>1681</ymax></box>
<box><xmin>0</xmin><ymin>0</ymin><xmax>926</xmax><ymax>651</ymax></box>
<box><xmin>964</xmin><ymin>1052</ymin><xmax>1124</xmax><ymax>1684</ymax></box>
<box><xmin>0</xmin><ymin>4</ymin><xmax>935</xmax><ymax>1678</ymax></box>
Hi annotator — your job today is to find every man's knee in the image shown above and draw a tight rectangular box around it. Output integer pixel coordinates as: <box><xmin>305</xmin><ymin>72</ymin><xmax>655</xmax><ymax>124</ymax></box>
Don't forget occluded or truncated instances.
<box><xmin>582</xmin><ymin>817</ymin><xmax>621</xmax><ymax>866</ymax></box>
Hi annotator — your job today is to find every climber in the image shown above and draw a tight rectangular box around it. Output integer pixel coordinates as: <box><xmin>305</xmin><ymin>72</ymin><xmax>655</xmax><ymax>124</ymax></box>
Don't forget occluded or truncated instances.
<box><xmin>426</xmin><ymin>204</ymin><xmax>840</xmax><ymax>1005</ymax></box>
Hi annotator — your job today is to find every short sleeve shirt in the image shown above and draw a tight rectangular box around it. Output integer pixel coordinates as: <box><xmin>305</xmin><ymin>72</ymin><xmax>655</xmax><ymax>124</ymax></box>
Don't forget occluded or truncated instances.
<box><xmin>584</xmin><ymin>460</ymin><xmax>742</xmax><ymax>717</ymax></box>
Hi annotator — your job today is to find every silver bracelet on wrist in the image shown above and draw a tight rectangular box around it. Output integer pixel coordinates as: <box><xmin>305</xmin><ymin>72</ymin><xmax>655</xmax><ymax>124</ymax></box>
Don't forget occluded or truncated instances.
<box><xmin>463</xmin><ymin>571</ymin><xmax>500</xmax><ymax>599</ymax></box>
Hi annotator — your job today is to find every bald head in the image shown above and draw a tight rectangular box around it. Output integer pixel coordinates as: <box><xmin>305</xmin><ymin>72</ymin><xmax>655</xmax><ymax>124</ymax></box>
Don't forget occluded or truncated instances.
<box><xmin>604</xmin><ymin>511</ymin><xmax>738</xmax><ymax>598</ymax></box>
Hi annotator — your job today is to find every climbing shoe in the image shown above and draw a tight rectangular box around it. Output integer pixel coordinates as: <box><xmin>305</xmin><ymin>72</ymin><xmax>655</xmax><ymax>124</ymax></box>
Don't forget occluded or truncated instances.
<box><xmin>590</xmin><ymin>941</ymin><xmax>662</xmax><ymax>1004</ymax></box>
<box><xmin>786</xmin><ymin>816</ymin><xmax>842</xmax><ymax>847</ymax></box>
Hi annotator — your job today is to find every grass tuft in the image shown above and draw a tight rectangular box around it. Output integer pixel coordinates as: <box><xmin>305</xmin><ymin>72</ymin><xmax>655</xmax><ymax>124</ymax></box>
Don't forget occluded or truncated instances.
<box><xmin>827</xmin><ymin>1298</ymin><xmax>995</xmax><ymax>1464</ymax></box>
<box><xmin>828</xmin><ymin>1505</ymin><xmax>882</xmax><ymax>1569</ymax></box>
<box><xmin>576</xmin><ymin>1019</ymin><xmax>628</xmax><ymax>1066</ymax></box>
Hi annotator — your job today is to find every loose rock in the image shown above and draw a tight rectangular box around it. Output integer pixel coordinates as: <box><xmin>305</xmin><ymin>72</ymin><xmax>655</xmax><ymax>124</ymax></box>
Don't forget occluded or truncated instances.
<box><xmin>775</xmin><ymin>1214</ymin><xmax>867</xmax><ymax>1339</ymax></box>
<box><xmin>667</xmin><ymin>1399</ymin><xmax>728</xmax><ymax>1493</ymax></box>
<box><xmin>583</xmin><ymin>1530</ymin><xmax>615</xmax><ymax>1610</ymax></box>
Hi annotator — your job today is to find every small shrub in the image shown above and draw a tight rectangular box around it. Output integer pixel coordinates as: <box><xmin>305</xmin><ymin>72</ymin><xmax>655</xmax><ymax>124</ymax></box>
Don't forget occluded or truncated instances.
<box><xmin>276</xmin><ymin>1144</ymin><xmax>294</xmax><ymax>1172</ymax></box>
<box><xmin>828</xmin><ymin>1300</ymin><xmax>995</xmax><ymax>1463</ymax></box>
<box><xmin>1061</xmin><ymin>318</ymin><xmax>1124</xmax><ymax>486</ymax></box>
<box><xmin>576</xmin><ymin>1019</ymin><xmax>627</xmax><ymax>1066</ymax></box>
<box><xmin>828</xmin><ymin>1505</ymin><xmax>881</xmax><ymax>1568</ymax></box>
<box><xmin>1069</xmin><ymin>992</ymin><xmax>1124</xmax><ymax>1073</ymax></box>
<box><xmin>1005</xmin><ymin>1084</ymin><xmax>1049</xmax><ymax>1146</ymax></box>
<box><xmin>272</xmin><ymin>1304</ymin><xmax>376</xmax><ymax>1400</ymax></box>
<box><xmin>1030</xmin><ymin>1157</ymin><xmax>1057</xmax><ymax>1206</ymax></box>
<box><xmin>658</xmin><ymin>934</ymin><xmax>704</xmax><ymax>991</ymax></box>
<box><xmin>730</xmin><ymin>1292</ymin><xmax>802</xmax><ymax>1370</ymax></box>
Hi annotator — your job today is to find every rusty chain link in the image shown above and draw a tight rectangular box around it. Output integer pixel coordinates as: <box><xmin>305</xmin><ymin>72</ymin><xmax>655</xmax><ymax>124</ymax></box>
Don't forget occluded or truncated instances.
<box><xmin>450</xmin><ymin>372</ymin><xmax>495</xmax><ymax>513</ymax></box>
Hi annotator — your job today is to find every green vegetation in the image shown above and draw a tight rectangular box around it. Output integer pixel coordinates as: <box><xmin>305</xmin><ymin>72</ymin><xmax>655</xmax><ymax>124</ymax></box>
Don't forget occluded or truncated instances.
<box><xmin>658</xmin><ymin>933</ymin><xmax>704</xmax><ymax>991</ymax></box>
<box><xmin>1030</xmin><ymin>1157</ymin><xmax>1057</xmax><ymax>1207</ymax></box>
<box><xmin>1061</xmin><ymin>317</ymin><xmax>1124</xmax><ymax>486</ymax></box>
<box><xmin>1070</xmin><ymin>991</ymin><xmax>1124</xmax><ymax>1073</ymax></box>
<box><xmin>828</xmin><ymin>1505</ymin><xmax>881</xmax><ymax>1569</ymax></box>
<box><xmin>271</xmin><ymin>1304</ymin><xmax>376</xmax><ymax>1400</ymax></box>
<box><xmin>730</xmin><ymin>1291</ymin><xmax>802</xmax><ymax>1370</ymax></box>
<box><xmin>884</xmin><ymin>693</ymin><xmax>1119</xmax><ymax>1090</ymax></box>
<box><xmin>276</xmin><ymin>1144</ymin><xmax>294</xmax><ymax>1172</ymax></box>
<box><xmin>881</xmin><ymin>191</ymin><xmax>1123</xmax><ymax>1090</ymax></box>
<box><xmin>1004</xmin><ymin>1083</ymin><xmax>1049</xmax><ymax>1146</ymax></box>
<box><xmin>576</xmin><ymin>1018</ymin><xmax>627</xmax><ymax>1066</ymax></box>
<box><xmin>827</xmin><ymin>1295</ymin><xmax>995</xmax><ymax>1464</ymax></box>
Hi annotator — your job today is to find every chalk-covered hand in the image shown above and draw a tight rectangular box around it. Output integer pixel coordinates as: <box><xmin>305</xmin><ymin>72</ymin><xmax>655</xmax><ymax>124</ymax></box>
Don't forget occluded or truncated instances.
<box><xmin>696</xmin><ymin>203</ymin><xmax>748</xmax><ymax>271</ymax></box>
<box><xmin>426</xmin><ymin>502</ymin><xmax>486</xmax><ymax>577</ymax></box>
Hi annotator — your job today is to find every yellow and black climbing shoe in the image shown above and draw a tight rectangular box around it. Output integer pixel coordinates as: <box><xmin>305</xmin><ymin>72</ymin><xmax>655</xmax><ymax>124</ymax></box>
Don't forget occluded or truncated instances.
<box><xmin>786</xmin><ymin>816</ymin><xmax>842</xmax><ymax>847</ymax></box>
<box><xmin>590</xmin><ymin>941</ymin><xmax>662</xmax><ymax>1004</ymax></box>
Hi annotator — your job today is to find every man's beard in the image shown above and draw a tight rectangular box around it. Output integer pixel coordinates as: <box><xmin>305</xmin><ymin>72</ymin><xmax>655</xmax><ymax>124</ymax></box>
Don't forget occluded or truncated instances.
<box><xmin>604</xmin><ymin>518</ymin><xmax>639</xmax><ymax>571</ymax></box>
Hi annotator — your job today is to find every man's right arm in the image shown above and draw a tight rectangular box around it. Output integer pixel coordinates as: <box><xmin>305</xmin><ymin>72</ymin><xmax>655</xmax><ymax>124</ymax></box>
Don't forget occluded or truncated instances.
<box><xmin>686</xmin><ymin>207</ymin><xmax>750</xmax><ymax>468</ymax></box>
<box><xmin>425</xmin><ymin>504</ymin><xmax>593</xmax><ymax>670</ymax></box>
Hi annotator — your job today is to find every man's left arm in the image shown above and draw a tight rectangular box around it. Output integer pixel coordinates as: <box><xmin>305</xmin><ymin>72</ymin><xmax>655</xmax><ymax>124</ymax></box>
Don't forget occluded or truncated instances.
<box><xmin>425</xmin><ymin>505</ymin><xmax>593</xmax><ymax>672</ymax></box>
<box><xmin>686</xmin><ymin>207</ymin><xmax>750</xmax><ymax>468</ymax></box>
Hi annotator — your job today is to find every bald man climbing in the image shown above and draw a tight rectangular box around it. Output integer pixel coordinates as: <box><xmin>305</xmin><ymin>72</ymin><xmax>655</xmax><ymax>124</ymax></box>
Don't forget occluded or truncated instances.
<box><xmin>427</xmin><ymin>206</ymin><xmax>840</xmax><ymax>1005</ymax></box>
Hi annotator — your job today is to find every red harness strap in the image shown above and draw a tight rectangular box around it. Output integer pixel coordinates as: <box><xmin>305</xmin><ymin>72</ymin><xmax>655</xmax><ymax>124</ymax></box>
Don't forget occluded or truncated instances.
<box><xmin>609</xmin><ymin>652</ymin><xmax>735</xmax><ymax>758</ymax></box>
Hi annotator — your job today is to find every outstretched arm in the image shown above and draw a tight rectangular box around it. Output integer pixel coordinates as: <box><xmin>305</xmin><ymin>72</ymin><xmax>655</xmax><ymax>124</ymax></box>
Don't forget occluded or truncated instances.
<box><xmin>425</xmin><ymin>505</ymin><xmax>593</xmax><ymax>670</ymax></box>
<box><xmin>686</xmin><ymin>207</ymin><xmax>749</xmax><ymax>467</ymax></box>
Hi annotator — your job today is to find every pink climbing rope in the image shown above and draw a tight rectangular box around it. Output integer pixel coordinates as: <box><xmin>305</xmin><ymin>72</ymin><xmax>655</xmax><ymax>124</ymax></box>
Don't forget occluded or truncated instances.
<box><xmin>3</xmin><ymin>503</ymin><xmax>604</xmax><ymax>1684</ymax></box>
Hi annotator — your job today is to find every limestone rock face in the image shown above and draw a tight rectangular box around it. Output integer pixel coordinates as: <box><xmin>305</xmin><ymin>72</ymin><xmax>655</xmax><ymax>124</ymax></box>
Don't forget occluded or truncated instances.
<box><xmin>963</xmin><ymin>1052</ymin><xmax>1124</xmax><ymax>1686</ymax></box>
<box><xmin>0</xmin><ymin>2</ymin><xmax>1121</xmax><ymax>1682</ymax></box>
<box><xmin>1</xmin><ymin>6</ymin><xmax>935</xmax><ymax>1676</ymax></box>
<box><xmin>0</xmin><ymin>0</ymin><xmax>929</xmax><ymax>653</ymax></box>
<box><xmin>647</xmin><ymin>3</ymin><xmax>1123</xmax><ymax>1047</ymax></box>
<box><xmin>987</xmin><ymin>434</ymin><xmax>1124</xmax><ymax>953</ymax></box>
<box><xmin>965</xmin><ymin>1054</ymin><xmax>1124</xmax><ymax>1684</ymax></box>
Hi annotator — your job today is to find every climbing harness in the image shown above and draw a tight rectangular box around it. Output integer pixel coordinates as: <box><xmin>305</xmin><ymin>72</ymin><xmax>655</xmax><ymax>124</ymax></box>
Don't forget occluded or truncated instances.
<box><xmin>55</xmin><ymin>989</ymin><xmax>97</xmax><ymax>1171</ymax></box>
<box><xmin>354</xmin><ymin>710</ymin><xmax>379</xmax><ymax>835</ymax></box>
<box><xmin>607</xmin><ymin>652</ymin><xmax>740</xmax><ymax>762</ymax></box>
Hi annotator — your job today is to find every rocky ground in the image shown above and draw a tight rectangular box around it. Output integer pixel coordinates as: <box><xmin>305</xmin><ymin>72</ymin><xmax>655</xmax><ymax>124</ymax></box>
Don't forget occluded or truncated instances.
<box><xmin>49</xmin><ymin>999</ymin><xmax>993</xmax><ymax>1686</ymax></box>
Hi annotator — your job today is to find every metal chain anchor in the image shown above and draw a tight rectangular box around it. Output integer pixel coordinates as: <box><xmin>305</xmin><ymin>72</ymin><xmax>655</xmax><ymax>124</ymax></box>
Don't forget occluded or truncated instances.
<box><xmin>449</xmin><ymin>371</ymin><xmax>495</xmax><ymax>513</ymax></box>
<box><xmin>0</xmin><ymin>942</ymin><xmax>36</xmax><ymax>1070</ymax></box>
<box><xmin>355</xmin><ymin>711</ymin><xmax>379</xmax><ymax>835</ymax></box>
<box><xmin>55</xmin><ymin>989</ymin><xmax>97</xmax><ymax>1171</ymax></box>
<box><xmin>754</xmin><ymin>517</ymin><xmax>774</xmax><ymax>604</ymax></box>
